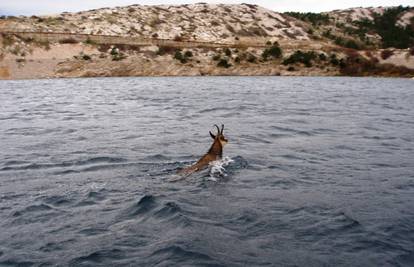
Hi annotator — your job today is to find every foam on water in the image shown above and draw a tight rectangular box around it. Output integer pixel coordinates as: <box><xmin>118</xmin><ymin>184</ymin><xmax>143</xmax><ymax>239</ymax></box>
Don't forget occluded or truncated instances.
<box><xmin>208</xmin><ymin>156</ymin><xmax>234</xmax><ymax>181</ymax></box>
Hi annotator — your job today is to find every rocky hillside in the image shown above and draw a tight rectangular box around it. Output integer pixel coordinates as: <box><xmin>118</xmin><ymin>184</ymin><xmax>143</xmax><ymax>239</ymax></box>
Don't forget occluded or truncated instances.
<box><xmin>1</xmin><ymin>3</ymin><xmax>310</xmax><ymax>43</ymax></box>
<box><xmin>287</xmin><ymin>6</ymin><xmax>414</xmax><ymax>49</ymax></box>
<box><xmin>0</xmin><ymin>4</ymin><xmax>413</xmax><ymax>79</ymax></box>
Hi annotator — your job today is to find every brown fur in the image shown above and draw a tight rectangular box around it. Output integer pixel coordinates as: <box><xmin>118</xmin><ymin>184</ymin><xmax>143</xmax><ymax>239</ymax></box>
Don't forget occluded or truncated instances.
<box><xmin>178</xmin><ymin>124</ymin><xmax>228</xmax><ymax>175</ymax></box>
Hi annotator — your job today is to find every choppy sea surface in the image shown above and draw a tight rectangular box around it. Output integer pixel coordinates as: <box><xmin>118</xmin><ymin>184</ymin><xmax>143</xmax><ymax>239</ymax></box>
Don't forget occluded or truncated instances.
<box><xmin>0</xmin><ymin>76</ymin><xmax>413</xmax><ymax>266</ymax></box>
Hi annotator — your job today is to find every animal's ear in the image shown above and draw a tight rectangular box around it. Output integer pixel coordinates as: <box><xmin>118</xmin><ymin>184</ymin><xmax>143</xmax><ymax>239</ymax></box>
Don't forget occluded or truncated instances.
<box><xmin>209</xmin><ymin>131</ymin><xmax>216</xmax><ymax>139</ymax></box>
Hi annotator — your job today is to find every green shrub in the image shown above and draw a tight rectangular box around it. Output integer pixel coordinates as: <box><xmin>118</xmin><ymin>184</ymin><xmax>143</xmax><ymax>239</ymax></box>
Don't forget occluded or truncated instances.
<box><xmin>82</xmin><ymin>54</ymin><xmax>91</xmax><ymax>60</ymax></box>
<box><xmin>224</xmin><ymin>48</ymin><xmax>232</xmax><ymax>57</ymax></box>
<box><xmin>184</xmin><ymin>50</ymin><xmax>193</xmax><ymax>57</ymax></box>
<box><xmin>330</xmin><ymin>57</ymin><xmax>339</xmax><ymax>66</ymax></box>
<box><xmin>285</xmin><ymin>12</ymin><xmax>330</xmax><ymax>26</ymax></box>
<box><xmin>174</xmin><ymin>50</ymin><xmax>188</xmax><ymax>63</ymax></box>
<box><xmin>262</xmin><ymin>44</ymin><xmax>282</xmax><ymax>60</ymax></box>
<box><xmin>282</xmin><ymin>50</ymin><xmax>316</xmax><ymax>67</ymax></box>
<box><xmin>217</xmin><ymin>59</ymin><xmax>231</xmax><ymax>68</ymax></box>
<box><xmin>212</xmin><ymin>54</ymin><xmax>221</xmax><ymax>61</ymax></box>
<box><xmin>354</xmin><ymin>6</ymin><xmax>413</xmax><ymax>48</ymax></box>
<box><xmin>110</xmin><ymin>47</ymin><xmax>119</xmax><ymax>55</ymax></box>
<box><xmin>174</xmin><ymin>50</ymin><xmax>183</xmax><ymax>60</ymax></box>
<box><xmin>247</xmin><ymin>54</ymin><xmax>257</xmax><ymax>63</ymax></box>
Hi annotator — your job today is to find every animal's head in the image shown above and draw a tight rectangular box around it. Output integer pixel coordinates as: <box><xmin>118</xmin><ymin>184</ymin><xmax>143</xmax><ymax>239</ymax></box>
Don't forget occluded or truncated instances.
<box><xmin>209</xmin><ymin>124</ymin><xmax>228</xmax><ymax>146</ymax></box>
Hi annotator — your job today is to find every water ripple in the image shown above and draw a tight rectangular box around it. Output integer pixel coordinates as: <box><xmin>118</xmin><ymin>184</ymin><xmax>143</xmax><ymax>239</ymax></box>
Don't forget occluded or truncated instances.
<box><xmin>0</xmin><ymin>76</ymin><xmax>413</xmax><ymax>266</ymax></box>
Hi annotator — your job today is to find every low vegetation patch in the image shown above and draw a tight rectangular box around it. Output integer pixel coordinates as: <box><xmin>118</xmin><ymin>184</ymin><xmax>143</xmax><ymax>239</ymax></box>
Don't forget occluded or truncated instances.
<box><xmin>339</xmin><ymin>53</ymin><xmax>414</xmax><ymax>77</ymax></box>
<box><xmin>354</xmin><ymin>6</ymin><xmax>414</xmax><ymax>49</ymax></box>
<box><xmin>283</xmin><ymin>50</ymin><xmax>317</xmax><ymax>67</ymax></box>
<box><xmin>262</xmin><ymin>43</ymin><xmax>282</xmax><ymax>60</ymax></box>
<box><xmin>82</xmin><ymin>54</ymin><xmax>91</xmax><ymax>60</ymax></box>
<box><xmin>284</xmin><ymin>12</ymin><xmax>330</xmax><ymax>26</ymax></box>
<box><xmin>59</xmin><ymin>38</ymin><xmax>78</xmax><ymax>44</ymax></box>
<box><xmin>173</xmin><ymin>50</ymin><xmax>193</xmax><ymax>64</ymax></box>
<box><xmin>217</xmin><ymin>58</ymin><xmax>232</xmax><ymax>68</ymax></box>
<box><xmin>334</xmin><ymin>37</ymin><xmax>363</xmax><ymax>50</ymax></box>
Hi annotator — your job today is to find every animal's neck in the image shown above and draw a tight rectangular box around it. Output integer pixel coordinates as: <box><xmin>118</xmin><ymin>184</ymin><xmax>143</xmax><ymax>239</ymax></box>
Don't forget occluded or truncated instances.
<box><xmin>208</xmin><ymin>140</ymin><xmax>223</xmax><ymax>158</ymax></box>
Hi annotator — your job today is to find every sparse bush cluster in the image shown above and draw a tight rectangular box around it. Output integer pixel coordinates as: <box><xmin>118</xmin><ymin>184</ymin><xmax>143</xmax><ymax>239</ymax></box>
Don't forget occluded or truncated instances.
<box><xmin>262</xmin><ymin>42</ymin><xmax>282</xmax><ymax>60</ymax></box>
<box><xmin>210</xmin><ymin>47</ymin><xmax>263</xmax><ymax>68</ymax></box>
<box><xmin>284</xmin><ymin>12</ymin><xmax>330</xmax><ymax>26</ymax></box>
<box><xmin>173</xmin><ymin>49</ymin><xmax>193</xmax><ymax>63</ymax></box>
<box><xmin>211</xmin><ymin>48</ymin><xmax>239</xmax><ymax>68</ymax></box>
<box><xmin>212</xmin><ymin>54</ymin><xmax>232</xmax><ymax>68</ymax></box>
<box><xmin>334</xmin><ymin>37</ymin><xmax>363</xmax><ymax>50</ymax></box>
<box><xmin>354</xmin><ymin>6</ymin><xmax>414</xmax><ymax>49</ymax></box>
<box><xmin>282</xmin><ymin>50</ymin><xmax>317</xmax><ymax>67</ymax></box>
<box><xmin>339</xmin><ymin>52</ymin><xmax>414</xmax><ymax>77</ymax></box>
<box><xmin>323</xmin><ymin>29</ymin><xmax>365</xmax><ymax>50</ymax></box>
<box><xmin>217</xmin><ymin>58</ymin><xmax>232</xmax><ymax>68</ymax></box>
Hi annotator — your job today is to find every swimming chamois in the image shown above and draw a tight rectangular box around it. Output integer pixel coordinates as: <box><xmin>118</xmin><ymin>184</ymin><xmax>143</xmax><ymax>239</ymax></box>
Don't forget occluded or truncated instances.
<box><xmin>178</xmin><ymin>124</ymin><xmax>228</xmax><ymax>175</ymax></box>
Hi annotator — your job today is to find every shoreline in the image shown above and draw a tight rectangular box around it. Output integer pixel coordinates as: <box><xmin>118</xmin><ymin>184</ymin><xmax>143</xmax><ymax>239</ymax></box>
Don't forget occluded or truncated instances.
<box><xmin>1</xmin><ymin>74</ymin><xmax>412</xmax><ymax>82</ymax></box>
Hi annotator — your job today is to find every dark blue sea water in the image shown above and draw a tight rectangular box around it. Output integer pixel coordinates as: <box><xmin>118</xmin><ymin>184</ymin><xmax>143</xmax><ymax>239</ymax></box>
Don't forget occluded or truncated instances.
<box><xmin>0</xmin><ymin>76</ymin><xmax>413</xmax><ymax>266</ymax></box>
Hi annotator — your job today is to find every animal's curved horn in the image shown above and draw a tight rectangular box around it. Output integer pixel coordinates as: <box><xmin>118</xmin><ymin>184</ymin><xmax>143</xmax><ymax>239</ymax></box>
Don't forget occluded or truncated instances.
<box><xmin>221</xmin><ymin>124</ymin><xmax>224</xmax><ymax>134</ymax></box>
<box><xmin>209</xmin><ymin>131</ymin><xmax>216</xmax><ymax>139</ymax></box>
<box><xmin>214</xmin><ymin>124</ymin><xmax>220</xmax><ymax>134</ymax></box>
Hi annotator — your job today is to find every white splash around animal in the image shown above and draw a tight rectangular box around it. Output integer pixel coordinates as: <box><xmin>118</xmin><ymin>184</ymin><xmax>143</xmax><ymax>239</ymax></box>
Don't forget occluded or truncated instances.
<box><xmin>208</xmin><ymin>156</ymin><xmax>234</xmax><ymax>181</ymax></box>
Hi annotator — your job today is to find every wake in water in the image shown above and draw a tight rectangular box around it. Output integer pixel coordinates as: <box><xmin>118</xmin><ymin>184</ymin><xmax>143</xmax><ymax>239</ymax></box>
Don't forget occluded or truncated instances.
<box><xmin>168</xmin><ymin>156</ymin><xmax>239</xmax><ymax>182</ymax></box>
<box><xmin>208</xmin><ymin>156</ymin><xmax>234</xmax><ymax>181</ymax></box>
